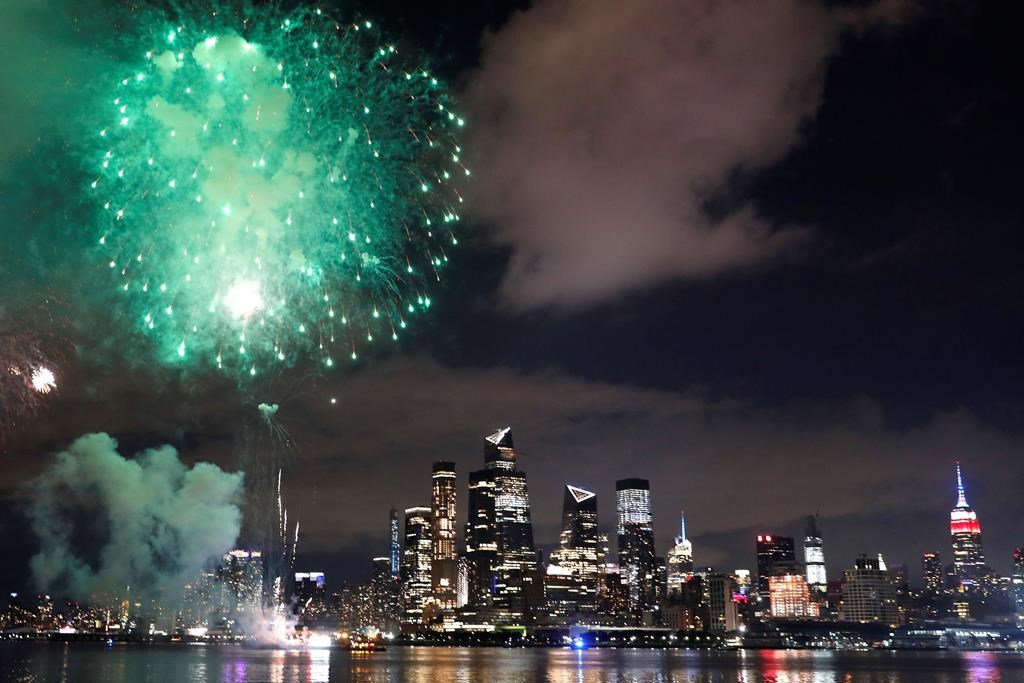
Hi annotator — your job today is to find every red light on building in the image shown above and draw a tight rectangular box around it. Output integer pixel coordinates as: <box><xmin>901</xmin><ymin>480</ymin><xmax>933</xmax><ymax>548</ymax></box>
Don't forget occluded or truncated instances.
<box><xmin>950</xmin><ymin>516</ymin><xmax>981</xmax><ymax>536</ymax></box>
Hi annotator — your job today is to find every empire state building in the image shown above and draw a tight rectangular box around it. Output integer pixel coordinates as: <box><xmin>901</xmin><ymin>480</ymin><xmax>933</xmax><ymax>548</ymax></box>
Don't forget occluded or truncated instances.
<box><xmin>950</xmin><ymin>461</ymin><xmax>986</xmax><ymax>590</ymax></box>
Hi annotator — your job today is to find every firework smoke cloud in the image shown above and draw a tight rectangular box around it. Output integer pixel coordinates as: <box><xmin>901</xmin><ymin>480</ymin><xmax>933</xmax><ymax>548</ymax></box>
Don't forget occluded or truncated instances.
<box><xmin>27</xmin><ymin>433</ymin><xmax>244</xmax><ymax>603</ymax></box>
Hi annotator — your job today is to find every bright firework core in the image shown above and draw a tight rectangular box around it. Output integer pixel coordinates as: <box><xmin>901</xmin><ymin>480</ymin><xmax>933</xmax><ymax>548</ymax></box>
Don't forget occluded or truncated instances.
<box><xmin>31</xmin><ymin>368</ymin><xmax>56</xmax><ymax>394</ymax></box>
<box><xmin>89</xmin><ymin>8</ymin><xmax>466</xmax><ymax>377</ymax></box>
<box><xmin>225</xmin><ymin>281</ymin><xmax>264</xmax><ymax>320</ymax></box>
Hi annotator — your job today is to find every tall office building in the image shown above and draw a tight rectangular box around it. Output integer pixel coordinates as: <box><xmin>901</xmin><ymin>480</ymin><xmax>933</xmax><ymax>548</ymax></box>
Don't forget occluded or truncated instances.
<box><xmin>803</xmin><ymin>515</ymin><xmax>827</xmax><ymax>593</ymax></box>
<box><xmin>431</xmin><ymin>461</ymin><xmax>458</xmax><ymax>608</ymax></box>
<box><xmin>401</xmin><ymin>507</ymin><xmax>433</xmax><ymax>627</ymax></box>
<box><xmin>389</xmin><ymin>508</ymin><xmax>401</xmax><ymax>579</ymax></box>
<box><xmin>755</xmin><ymin>535</ymin><xmax>796</xmax><ymax>596</ymax></box>
<box><xmin>769</xmin><ymin>573</ymin><xmax>819</xmax><ymax>619</ymax></box>
<box><xmin>546</xmin><ymin>484</ymin><xmax>600</xmax><ymax>618</ymax></box>
<box><xmin>616</xmin><ymin>478</ymin><xmax>657</xmax><ymax>616</ymax></box>
<box><xmin>464</xmin><ymin>428</ymin><xmax>540</xmax><ymax>624</ymax></box>
<box><xmin>220</xmin><ymin>549</ymin><xmax>265</xmax><ymax>614</ymax></box>
<box><xmin>840</xmin><ymin>555</ymin><xmax>898</xmax><ymax>626</ymax></box>
<box><xmin>293</xmin><ymin>571</ymin><xmax>328</xmax><ymax>620</ymax></box>
<box><xmin>950</xmin><ymin>461</ymin><xmax>986</xmax><ymax>589</ymax></box>
<box><xmin>356</xmin><ymin>557</ymin><xmax>400</xmax><ymax>633</ymax></box>
<box><xmin>666</xmin><ymin>511</ymin><xmax>695</xmax><ymax>596</ymax></box>
<box><xmin>456</xmin><ymin>557</ymin><xmax>471</xmax><ymax>608</ymax></box>
<box><xmin>705</xmin><ymin>573</ymin><xmax>740</xmax><ymax>633</ymax></box>
<box><xmin>465</xmin><ymin>468</ymin><xmax>498</xmax><ymax>608</ymax></box>
<box><xmin>1012</xmin><ymin>549</ymin><xmax>1024</xmax><ymax>625</ymax></box>
<box><xmin>921</xmin><ymin>552</ymin><xmax>943</xmax><ymax>595</ymax></box>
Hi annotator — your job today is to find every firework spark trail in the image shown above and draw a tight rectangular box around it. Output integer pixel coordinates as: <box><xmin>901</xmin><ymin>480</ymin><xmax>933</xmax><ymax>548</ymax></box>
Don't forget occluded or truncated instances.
<box><xmin>85</xmin><ymin>3</ymin><xmax>467</xmax><ymax>380</ymax></box>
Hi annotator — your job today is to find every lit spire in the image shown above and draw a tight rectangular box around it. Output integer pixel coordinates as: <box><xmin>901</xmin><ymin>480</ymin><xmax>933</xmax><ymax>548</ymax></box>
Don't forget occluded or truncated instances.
<box><xmin>955</xmin><ymin>461</ymin><xmax>968</xmax><ymax>508</ymax></box>
<box><xmin>679</xmin><ymin>511</ymin><xmax>687</xmax><ymax>542</ymax></box>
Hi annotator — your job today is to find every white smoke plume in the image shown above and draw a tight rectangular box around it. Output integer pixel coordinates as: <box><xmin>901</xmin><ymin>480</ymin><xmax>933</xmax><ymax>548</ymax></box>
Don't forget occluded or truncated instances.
<box><xmin>465</xmin><ymin>0</ymin><xmax>912</xmax><ymax>309</ymax></box>
<box><xmin>27</xmin><ymin>433</ymin><xmax>244</xmax><ymax>603</ymax></box>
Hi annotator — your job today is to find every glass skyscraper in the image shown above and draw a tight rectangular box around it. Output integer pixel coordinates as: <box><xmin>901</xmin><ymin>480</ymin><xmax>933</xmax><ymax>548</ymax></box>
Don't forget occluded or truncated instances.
<box><xmin>803</xmin><ymin>515</ymin><xmax>827</xmax><ymax>592</ymax></box>
<box><xmin>431</xmin><ymin>461</ymin><xmax>458</xmax><ymax>608</ymax></box>
<box><xmin>921</xmin><ymin>551</ymin><xmax>943</xmax><ymax>595</ymax></box>
<box><xmin>546</xmin><ymin>484</ymin><xmax>600</xmax><ymax>619</ymax></box>
<box><xmin>465</xmin><ymin>467</ymin><xmax>498</xmax><ymax>609</ymax></box>
<box><xmin>1012</xmin><ymin>548</ymin><xmax>1024</xmax><ymax>625</ymax></box>
<box><xmin>401</xmin><ymin>506</ymin><xmax>432</xmax><ymax>627</ymax></box>
<box><xmin>389</xmin><ymin>507</ymin><xmax>401</xmax><ymax>579</ymax></box>
<box><xmin>755</xmin><ymin>534</ymin><xmax>796</xmax><ymax>597</ymax></box>
<box><xmin>463</xmin><ymin>428</ymin><xmax>540</xmax><ymax>624</ymax></box>
<box><xmin>615</xmin><ymin>478</ymin><xmax>657</xmax><ymax>616</ymax></box>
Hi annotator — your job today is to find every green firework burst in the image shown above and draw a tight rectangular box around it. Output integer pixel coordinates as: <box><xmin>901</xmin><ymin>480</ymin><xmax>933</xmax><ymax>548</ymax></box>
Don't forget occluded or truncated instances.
<box><xmin>86</xmin><ymin>5</ymin><xmax>466</xmax><ymax>378</ymax></box>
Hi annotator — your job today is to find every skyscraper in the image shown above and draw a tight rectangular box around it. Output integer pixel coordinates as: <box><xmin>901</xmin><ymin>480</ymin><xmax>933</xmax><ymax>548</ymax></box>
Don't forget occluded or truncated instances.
<box><xmin>921</xmin><ymin>551</ymin><xmax>943</xmax><ymax>595</ymax></box>
<box><xmin>464</xmin><ymin>428</ymin><xmax>540</xmax><ymax>624</ymax></box>
<box><xmin>401</xmin><ymin>507</ymin><xmax>433</xmax><ymax>628</ymax></box>
<box><xmin>464</xmin><ymin>468</ymin><xmax>498</xmax><ymax>608</ymax></box>
<box><xmin>546</xmin><ymin>484</ymin><xmax>600</xmax><ymax>619</ymax></box>
<box><xmin>616</xmin><ymin>478</ymin><xmax>657</xmax><ymax>616</ymax></box>
<box><xmin>705</xmin><ymin>573</ymin><xmax>740</xmax><ymax>633</ymax></box>
<box><xmin>431</xmin><ymin>461</ymin><xmax>458</xmax><ymax>608</ymax></box>
<box><xmin>769</xmin><ymin>573</ymin><xmax>819</xmax><ymax>619</ymax></box>
<box><xmin>220</xmin><ymin>549</ymin><xmax>265</xmax><ymax>615</ymax></box>
<box><xmin>755</xmin><ymin>535</ymin><xmax>796</xmax><ymax>597</ymax></box>
<box><xmin>1012</xmin><ymin>548</ymin><xmax>1024</xmax><ymax>626</ymax></box>
<box><xmin>389</xmin><ymin>507</ymin><xmax>401</xmax><ymax>579</ymax></box>
<box><xmin>666</xmin><ymin>511</ymin><xmax>694</xmax><ymax>596</ymax></box>
<box><xmin>840</xmin><ymin>555</ymin><xmax>898</xmax><ymax>626</ymax></box>
<box><xmin>364</xmin><ymin>557</ymin><xmax>400</xmax><ymax>633</ymax></box>
<box><xmin>804</xmin><ymin>515</ymin><xmax>827</xmax><ymax>593</ymax></box>
<box><xmin>293</xmin><ymin>571</ymin><xmax>327</xmax><ymax>621</ymax></box>
<box><xmin>950</xmin><ymin>461</ymin><xmax>986</xmax><ymax>589</ymax></box>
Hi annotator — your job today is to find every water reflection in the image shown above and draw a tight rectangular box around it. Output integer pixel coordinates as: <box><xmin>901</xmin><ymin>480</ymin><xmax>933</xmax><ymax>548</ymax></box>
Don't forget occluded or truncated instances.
<box><xmin>3</xmin><ymin>644</ymin><xmax>1024</xmax><ymax>682</ymax></box>
<box><xmin>963</xmin><ymin>651</ymin><xmax>1002</xmax><ymax>683</ymax></box>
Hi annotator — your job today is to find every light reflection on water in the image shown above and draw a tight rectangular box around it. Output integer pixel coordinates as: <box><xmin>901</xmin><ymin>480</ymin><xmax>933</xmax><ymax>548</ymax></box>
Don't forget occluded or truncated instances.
<box><xmin>1</xmin><ymin>643</ymin><xmax>1024</xmax><ymax>683</ymax></box>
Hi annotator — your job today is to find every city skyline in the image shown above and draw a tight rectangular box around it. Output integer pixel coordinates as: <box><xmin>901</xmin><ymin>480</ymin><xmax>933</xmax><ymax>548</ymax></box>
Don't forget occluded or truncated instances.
<box><xmin>3</xmin><ymin>435</ymin><xmax>1023</xmax><ymax>641</ymax></box>
<box><xmin>1</xmin><ymin>417</ymin><xmax>1020</xmax><ymax>596</ymax></box>
<box><xmin>353</xmin><ymin>435</ymin><xmax>1018</xmax><ymax>593</ymax></box>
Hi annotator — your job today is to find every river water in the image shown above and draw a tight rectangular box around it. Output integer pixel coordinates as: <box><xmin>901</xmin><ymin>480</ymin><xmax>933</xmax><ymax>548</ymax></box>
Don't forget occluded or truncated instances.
<box><xmin>1</xmin><ymin>643</ymin><xmax>1022</xmax><ymax>682</ymax></box>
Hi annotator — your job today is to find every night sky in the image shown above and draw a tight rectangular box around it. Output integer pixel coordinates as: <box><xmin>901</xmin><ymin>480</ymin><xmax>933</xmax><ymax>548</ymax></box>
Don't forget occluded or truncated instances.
<box><xmin>1</xmin><ymin>0</ymin><xmax>1022</xmax><ymax>594</ymax></box>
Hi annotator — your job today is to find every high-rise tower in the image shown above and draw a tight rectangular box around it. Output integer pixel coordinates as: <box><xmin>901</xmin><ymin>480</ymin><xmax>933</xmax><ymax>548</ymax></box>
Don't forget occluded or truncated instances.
<box><xmin>616</xmin><ymin>478</ymin><xmax>657</xmax><ymax>616</ymax></box>
<box><xmin>546</xmin><ymin>484</ymin><xmax>600</xmax><ymax>618</ymax></box>
<box><xmin>465</xmin><ymin>468</ymin><xmax>498</xmax><ymax>608</ymax></box>
<box><xmin>1011</xmin><ymin>548</ymin><xmax>1024</xmax><ymax>625</ymax></box>
<box><xmin>950</xmin><ymin>461</ymin><xmax>985</xmax><ymax>589</ymax></box>
<box><xmin>803</xmin><ymin>515</ymin><xmax>827</xmax><ymax>593</ymax></box>
<box><xmin>401</xmin><ymin>507</ymin><xmax>433</xmax><ymax>627</ymax></box>
<box><xmin>755</xmin><ymin>535</ymin><xmax>796</xmax><ymax>597</ymax></box>
<box><xmin>464</xmin><ymin>428</ymin><xmax>539</xmax><ymax>624</ymax></box>
<box><xmin>389</xmin><ymin>507</ymin><xmax>401</xmax><ymax>578</ymax></box>
<box><xmin>921</xmin><ymin>551</ymin><xmax>943</xmax><ymax>595</ymax></box>
<box><xmin>431</xmin><ymin>461</ymin><xmax>458</xmax><ymax>608</ymax></box>
<box><xmin>666</xmin><ymin>511</ymin><xmax>694</xmax><ymax>595</ymax></box>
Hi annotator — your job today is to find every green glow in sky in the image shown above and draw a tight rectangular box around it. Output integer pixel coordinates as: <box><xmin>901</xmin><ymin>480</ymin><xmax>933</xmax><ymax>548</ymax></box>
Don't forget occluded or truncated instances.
<box><xmin>88</xmin><ymin>6</ymin><xmax>466</xmax><ymax>378</ymax></box>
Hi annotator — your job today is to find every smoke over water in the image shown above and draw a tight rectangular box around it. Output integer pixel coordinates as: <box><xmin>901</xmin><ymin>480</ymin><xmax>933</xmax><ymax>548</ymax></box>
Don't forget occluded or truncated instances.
<box><xmin>27</xmin><ymin>433</ymin><xmax>244</xmax><ymax>604</ymax></box>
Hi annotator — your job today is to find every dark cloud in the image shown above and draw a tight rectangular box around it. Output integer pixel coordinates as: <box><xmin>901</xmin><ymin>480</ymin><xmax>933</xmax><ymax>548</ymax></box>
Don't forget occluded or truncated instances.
<box><xmin>464</xmin><ymin>0</ymin><xmax>909</xmax><ymax>309</ymax></box>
